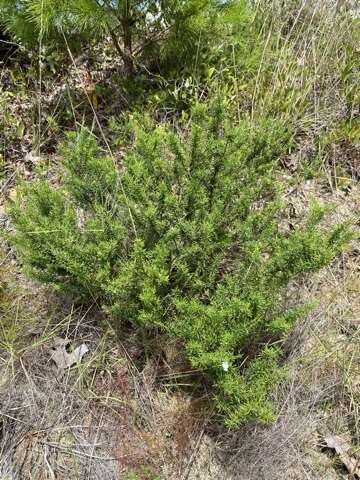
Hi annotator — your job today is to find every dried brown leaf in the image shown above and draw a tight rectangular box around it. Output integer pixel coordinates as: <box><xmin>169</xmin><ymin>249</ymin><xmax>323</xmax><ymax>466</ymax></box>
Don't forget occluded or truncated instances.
<box><xmin>50</xmin><ymin>339</ymin><xmax>89</xmax><ymax>369</ymax></box>
<box><xmin>324</xmin><ymin>435</ymin><xmax>360</xmax><ymax>477</ymax></box>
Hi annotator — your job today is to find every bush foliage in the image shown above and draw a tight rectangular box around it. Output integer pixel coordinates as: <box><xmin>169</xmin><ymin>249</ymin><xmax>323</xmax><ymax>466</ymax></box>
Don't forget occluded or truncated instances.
<box><xmin>6</xmin><ymin>103</ymin><xmax>352</xmax><ymax>426</ymax></box>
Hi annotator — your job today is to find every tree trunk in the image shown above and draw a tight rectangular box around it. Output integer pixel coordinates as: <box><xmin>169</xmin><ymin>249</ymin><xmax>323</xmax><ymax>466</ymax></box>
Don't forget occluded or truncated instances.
<box><xmin>121</xmin><ymin>0</ymin><xmax>134</xmax><ymax>76</ymax></box>
<box><xmin>106</xmin><ymin>0</ymin><xmax>134</xmax><ymax>77</ymax></box>
<box><xmin>108</xmin><ymin>26</ymin><xmax>134</xmax><ymax>77</ymax></box>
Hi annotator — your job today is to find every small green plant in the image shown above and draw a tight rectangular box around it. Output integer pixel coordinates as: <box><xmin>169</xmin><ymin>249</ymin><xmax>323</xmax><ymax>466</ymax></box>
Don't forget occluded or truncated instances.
<box><xmin>6</xmin><ymin>102</ymin><xmax>352</xmax><ymax>427</ymax></box>
<box><xmin>126</xmin><ymin>470</ymin><xmax>160</xmax><ymax>480</ymax></box>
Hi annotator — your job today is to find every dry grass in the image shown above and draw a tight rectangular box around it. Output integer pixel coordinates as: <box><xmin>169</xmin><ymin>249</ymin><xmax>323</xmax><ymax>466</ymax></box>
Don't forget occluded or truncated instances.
<box><xmin>0</xmin><ymin>259</ymin><xmax>121</xmax><ymax>478</ymax></box>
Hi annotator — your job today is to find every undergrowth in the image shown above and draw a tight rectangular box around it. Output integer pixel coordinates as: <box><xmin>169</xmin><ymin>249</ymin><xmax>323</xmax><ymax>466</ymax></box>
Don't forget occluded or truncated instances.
<box><xmin>6</xmin><ymin>102</ymin><xmax>354</xmax><ymax>427</ymax></box>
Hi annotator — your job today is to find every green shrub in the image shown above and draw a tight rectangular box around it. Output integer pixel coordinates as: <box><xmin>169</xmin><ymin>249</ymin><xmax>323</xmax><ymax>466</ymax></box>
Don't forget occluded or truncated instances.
<box><xmin>6</xmin><ymin>103</ymin><xmax>352</xmax><ymax>427</ymax></box>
